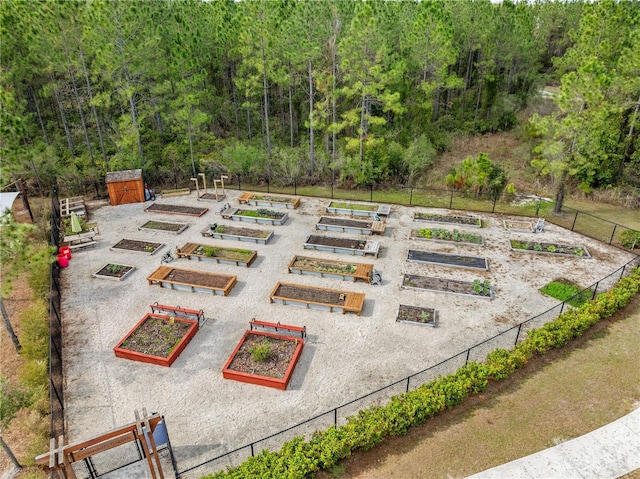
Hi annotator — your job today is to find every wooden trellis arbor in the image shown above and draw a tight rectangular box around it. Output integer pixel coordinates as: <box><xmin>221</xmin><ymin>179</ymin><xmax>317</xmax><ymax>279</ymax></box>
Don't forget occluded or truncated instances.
<box><xmin>36</xmin><ymin>410</ymin><xmax>172</xmax><ymax>479</ymax></box>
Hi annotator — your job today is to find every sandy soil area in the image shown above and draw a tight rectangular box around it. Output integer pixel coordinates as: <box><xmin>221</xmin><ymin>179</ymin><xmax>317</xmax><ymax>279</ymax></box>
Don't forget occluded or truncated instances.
<box><xmin>59</xmin><ymin>190</ymin><xmax>636</xmax><ymax>474</ymax></box>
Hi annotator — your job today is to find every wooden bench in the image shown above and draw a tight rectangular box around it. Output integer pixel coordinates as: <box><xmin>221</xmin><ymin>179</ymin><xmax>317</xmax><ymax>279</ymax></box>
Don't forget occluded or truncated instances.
<box><xmin>238</xmin><ymin>192</ymin><xmax>253</xmax><ymax>204</ymax></box>
<box><xmin>150</xmin><ymin>303</ymin><xmax>205</xmax><ymax>327</ymax></box>
<box><xmin>62</xmin><ymin>231</ymin><xmax>97</xmax><ymax>250</ymax></box>
<box><xmin>249</xmin><ymin>320</ymin><xmax>306</xmax><ymax>339</ymax></box>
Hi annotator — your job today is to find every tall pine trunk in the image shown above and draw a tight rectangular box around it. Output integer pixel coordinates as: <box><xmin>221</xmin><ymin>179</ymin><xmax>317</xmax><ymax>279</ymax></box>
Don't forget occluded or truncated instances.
<box><xmin>308</xmin><ymin>60</ymin><xmax>315</xmax><ymax>175</ymax></box>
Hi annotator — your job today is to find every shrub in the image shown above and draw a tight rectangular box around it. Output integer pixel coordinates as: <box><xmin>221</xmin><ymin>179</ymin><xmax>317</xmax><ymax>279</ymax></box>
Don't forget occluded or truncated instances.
<box><xmin>620</xmin><ymin>229</ymin><xmax>640</xmax><ymax>249</ymax></box>
<box><xmin>250</xmin><ymin>339</ymin><xmax>272</xmax><ymax>362</ymax></box>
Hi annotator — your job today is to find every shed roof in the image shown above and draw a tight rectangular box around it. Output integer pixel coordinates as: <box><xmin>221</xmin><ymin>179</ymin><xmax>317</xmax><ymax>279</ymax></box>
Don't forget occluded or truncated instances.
<box><xmin>105</xmin><ymin>169</ymin><xmax>143</xmax><ymax>183</ymax></box>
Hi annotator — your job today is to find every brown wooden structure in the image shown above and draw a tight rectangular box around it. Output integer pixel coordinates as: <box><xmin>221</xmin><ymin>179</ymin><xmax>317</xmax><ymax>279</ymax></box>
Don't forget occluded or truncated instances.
<box><xmin>106</xmin><ymin>169</ymin><xmax>144</xmax><ymax>206</ymax></box>
<box><xmin>35</xmin><ymin>410</ymin><xmax>168</xmax><ymax>479</ymax></box>
<box><xmin>270</xmin><ymin>282</ymin><xmax>365</xmax><ymax>315</ymax></box>
<box><xmin>287</xmin><ymin>255</ymin><xmax>374</xmax><ymax>283</ymax></box>
<box><xmin>177</xmin><ymin>242</ymin><xmax>257</xmax><ymax>267</ymax></box>
<box><xmin>147</xmin><ymin>266</ymin><xmax>237</xmax><ymax>295</ymax></box>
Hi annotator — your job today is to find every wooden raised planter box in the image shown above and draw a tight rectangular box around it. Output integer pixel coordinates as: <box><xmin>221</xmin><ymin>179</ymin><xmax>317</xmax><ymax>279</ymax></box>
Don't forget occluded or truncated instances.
<box><xmin>407</xmin><ymin>250</ymin><xmax>489</xmax><ymax>271</ymax></box>
<box><xmin>222</xmin><ymin>321</ymin><xmax>305</xmax><ymax>390</ymax></box>
<box><xmin>222</xmin><ymin>207</ymin><xmax>288</xmax><ymax>226</ymax></box>
<box><xmin>396</xmin><ymin>305</ymin><xmax>438</xmax><ymax>327</ymax></box>
<box><xmin>326</xmin><ymin>201</ymin><xmax>384</xmax><ymax>218</ymax></box>
<box><xmin>509</xmin><ymin>240</ymin><xmax>591</xmax><ymax>258</ymax></box>
<box><xmin>201</xmin><ymin>224</ymin><xmax>274</xmax><ymax>244</ymax></box>
<box><xmin>93</xmin><ymin>263</ymin><xmax>136</xmax><ymax>281</ymax></box>
<box><xmin>410</xmin><ymin>228</ymin><xmax>484</xmax><ymax>247</ymax></box>
<box><xmin>139</xmin><ymin>220</ymin><xmax>188</xmax><ymax>234</ymax></box>
<box><xmin>144</xmin><ymin>203</ymin><xmax>208</xmax><ymax>217</ymax></box>
<box><xmin>177</xmin><ymin>243</ymin><xmax>257</xmax><ymax>267</ymax></box>
<box><xmin>303</xmin><ymin>235</ymin><xmax>379</xmax><ymax>257</ymax></box>
<box><xmin>147</xmin><ymin>266</ymin><xmax>237</xmax><ymax>295</ymax></box>
<box><xmin>402</xmin><ymin>274</ymin><xmax>493</xmax><ymax>300</ymax></box>
<box><xmin>161</xmin><ymin>188</ymin><xmax>191</xmax><ymax>198</ymax></box>
<box><xmin>111</xmin><ymin>239</ymin><xmax>164</xmax><ymax>255</ymax></box>
<box><xmin>503</xmin><ymin>219</ymin><xmax>534</xmax><ymax>233</ymax></box>
<box><xmin>113</xmin><ymin>313</ymin><xmax>199</xmax><ymax>367</ymax></box>
<box><xmin>414</xmin><ymin>212</ymin><xmax>482</xmax><ymax>228</ymax></box>
<box><xmin>238</xmin><ymin>192</ymin><xmax>301</xmax><ymax>209</ymax></box>
<box><xmin>270</xmin><ymin>282</ymin><xmax>365</xmax><ymax>315</ymax></box>
<box><xmin>315</xmin><ymin>216</ymin><xmax>385</xmax><ymax>236</ymax></box>
<box><xmin>288</xmin><ymin>255</ymin><xmax>373</xmax><ymax>283</ymax></box>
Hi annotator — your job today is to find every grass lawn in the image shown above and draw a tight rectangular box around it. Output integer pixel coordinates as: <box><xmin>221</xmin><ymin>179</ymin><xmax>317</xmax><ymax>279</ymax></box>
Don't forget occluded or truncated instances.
<box><xmin>319</xmin><ymin>294</ymin><xmax>640</xmax><ymax>479</ymax></box>
<box><xmin>539</xmin><ymin>279</ymin><xmax>593</xmax><ymax>307</ymax></box>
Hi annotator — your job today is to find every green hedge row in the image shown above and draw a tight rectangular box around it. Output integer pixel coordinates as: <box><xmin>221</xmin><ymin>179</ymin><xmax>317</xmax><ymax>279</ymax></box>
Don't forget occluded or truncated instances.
<box><xmin>204</xmin><ymin>267</ymin><xmax>640</xmax><ymax>479</ymax></box>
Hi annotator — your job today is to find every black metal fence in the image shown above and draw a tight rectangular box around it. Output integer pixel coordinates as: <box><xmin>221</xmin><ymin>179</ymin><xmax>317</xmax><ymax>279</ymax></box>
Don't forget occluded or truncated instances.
<box><xmin>223</xmin><ymin>181</ymin><xmax>637</xmax><ymax>251</ymax></box>
<box><xmin>49</xmin><ymin>186</ymin><xmax>64</xmax><ymax>439</ymax></box>
<box><xmin>177</xmin><ymin>256</ymin><xmax>640</xmax><ymax>477</ymax></box>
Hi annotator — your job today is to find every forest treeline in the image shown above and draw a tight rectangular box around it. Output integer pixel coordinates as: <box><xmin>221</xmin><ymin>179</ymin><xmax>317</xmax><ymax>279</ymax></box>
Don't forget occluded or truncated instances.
<box><xmin>1</xmin><ymin>0</ymin><xmax>639</xmax><ymax>205</ymax></box>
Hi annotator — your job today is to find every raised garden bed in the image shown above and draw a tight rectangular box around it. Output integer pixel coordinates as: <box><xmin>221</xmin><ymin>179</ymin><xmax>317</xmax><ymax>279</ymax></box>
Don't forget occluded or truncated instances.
<box><xmin>113</xmin><ymin>312</ymin><xmax>199</xmax><ymax>367</ymax></box>
<box><xmin>407</xmin><ymin>250</ymin><xmax>489</xmax><ymax>271</ymax></box>
<box><xmin>303</xmin><ymin>235</ymin><xmax>379</xmax><ymax>257</ymax></box>
<box><xmin>177</xmin><ymin>243</ymin><xmax>257</xmax><ymax>267</ymax></box>
<box><xmin>326</xmin><ymin>201</ymin><xmax>387</xmax><ymax>218</ymax></box>
<box><xmin>92</xmin><ymin>263</ymin><xmax>136</xmax><ymax>281</ymax></box>
<box><xmin>410</xmin><ymin>228</ymin><xmax>484</xmax><ymax>246</ymax></box>
<box><xmin>238</xmin><ymin>192</ymin><xmax>300</xmax><ymax>209</ymax></box>
<box><xmin>270</xmin><ymin>282</ymin><xmax>365</xmax><ymax>315</ymax></box>
<box><xmin>396</xmin><ymin>305</ymin><xmax>437</xmax><ymax>327</ymax></box>
<box><xmin>503</xmin><ymin>219</ymin><xmax>534</xmax><ymax>233</ymax></box>
<box><xmin>222</xmin><ymin>207</ymin><xmax>288</xmax><ymax>226</ymax></box>
<box><xmin>402</xmin><ymin>274</ymin><xmax>493</xmax><ymax>299</ymax></box>
<box><xmin>111</xmin><ymin>239</ymin><xmax>164</xmax><ymax>255</ymax></box>
<box><xmin>139</xmin><ymin>220</ymin><xmax>188</xmax><ymax>234</ymax></box>
<box><xmin>147</xmin><ymin>266</ymin><xmax>237</xmax><ymax>295</ymax></box>
<box><xmin>144</xmin><ymin>203</ymin><xmax>208</xmax><ymax>217</ymax></box>
<box><xmin>316</xmin><ymin>216</ymin><xmax>385</xmax><ymax>235</ymax></box>
<box><xmin>201</xmin><ymin>223</ymin><xmax>274</xmax><ymax>244</ymax></box>
<box><xmin>414</xmin><ymin>212</ymin><xmax>482</xmax><ymax>228</ymax></box>
<box><xmin>509</xmin><ymin>239</ymin><xmax>590</xmax><ymax>258</ymax></box>
<box><xmin>288</xmin><ymin>255</ymin><xmax>374</xmax><ymax>283</ymax></box>
<box><xmin>222</xmin><ymin>321</ymin><xmax>305</xmax><ymax>390</ymax></box>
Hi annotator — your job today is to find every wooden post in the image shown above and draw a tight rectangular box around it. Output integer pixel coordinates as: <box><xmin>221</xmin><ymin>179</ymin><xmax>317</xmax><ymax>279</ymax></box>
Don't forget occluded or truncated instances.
<box><xmin>198</xmin><ymin>173</ymin><xmax>207</xmax><ymax>195</ymax></box>
<box><xmin>220</xmin><ymin>175</ymin><xmax>228</xmax><ymax>195</ymax></box>
<box><xmin>135</xmin><ymin>410</ymin><xmax>157</xmax><ymax>479</ymax></box>
<box><xmin>213</xmin><ymin>179</ymin><xmax>219</xmax><ymax>200</ymax></box>
<box><xmin>191</xmin><ymin>178</ymin><xmax>199</xmax><ymax>201</ymax></box>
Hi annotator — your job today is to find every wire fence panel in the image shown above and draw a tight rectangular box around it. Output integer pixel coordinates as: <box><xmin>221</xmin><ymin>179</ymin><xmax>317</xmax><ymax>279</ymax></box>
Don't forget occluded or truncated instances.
<box><xmin>573</xmin><ymin>211</ymin><xmax>617</xmax><ymax>244</ymax></box>
<box><xmin>178</xmin><ymin>445</ymin><xmax>253</xmax><ymax>479</ymax></box>
<box><xmin>518</xmin><ymin>303</ymin><xmax>564</xmax><ymax>340</ymax></box>
<box><xmin>336</xmin><ymin>381</ymin><xmax>408</xmax><ymax>427</ymax></box>
<box><xmin>253</xmin><ymin>411</ymin><xmax>336</xmax><ymax>456</ymax></box>
<box><xmin>407</xmin><ymin>352</ymin><xmax>468</xmax><ymax>392</ymax></box>
<box><xmin>88</xmin><ymin>440</ymin><xmax>143</xmax><ymax>476</ymax></box>
<box><xmin>467</xmin><ymin>328</ymin><xmax>520</xmax><ymax>364</ymax></box>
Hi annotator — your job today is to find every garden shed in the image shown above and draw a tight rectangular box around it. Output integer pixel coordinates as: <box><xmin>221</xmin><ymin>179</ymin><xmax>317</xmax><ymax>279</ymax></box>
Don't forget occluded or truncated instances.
<box><xmin>105</xmin><ymin>169</ymin><xmax>144</xmax><ymax>206</ymax></box>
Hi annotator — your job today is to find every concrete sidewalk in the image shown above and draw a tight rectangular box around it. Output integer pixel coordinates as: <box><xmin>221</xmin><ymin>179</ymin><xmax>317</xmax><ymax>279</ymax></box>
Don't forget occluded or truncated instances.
<box><xmin>468</xmin><ymin>408</ymin><xmax>640</xmax><ymax>479</ymax></box>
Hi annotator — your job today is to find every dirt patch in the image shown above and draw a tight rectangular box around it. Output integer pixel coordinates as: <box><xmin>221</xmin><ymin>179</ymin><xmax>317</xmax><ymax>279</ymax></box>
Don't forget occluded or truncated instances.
<box><xmin>111</xmin><ymin>238</ymin><xmax>163</xmax><ymax>253</ymax></box>
<box><xmin>226</xmin><ymin>334</ymin><xmax>298</xmax><ymax>379</ymax></box>
<box><xmin>318</xmin><ymin>217</ymin><xmax>374</xmax><ymax>228</ymax></box>
<box><xmin>306</xmin><ymin>235</ymin><xmax>367</xmax><ymax>250</ymax></box>
<box><xmin>274</xmin><ymin>284</ymin><xmax>345</xmax><ymax>305</ymax></box>
<box><xmin>145</xmin><ymin>203</ymin><xmax>208</xmax><ymax>216</ymax></box>
<box><xmin>119</xmin><ymin>315</ymin><xmax>192</xmax><ymax>357</ymax></box>
<box><xmin>164</xmin><ymin>269</ymin><xmax>234</xmax><ymax>289</ymax></box>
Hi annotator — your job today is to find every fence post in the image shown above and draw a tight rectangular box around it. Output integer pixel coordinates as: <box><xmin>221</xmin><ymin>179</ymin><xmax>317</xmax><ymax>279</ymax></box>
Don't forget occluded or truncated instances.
<box><xmin>238</xmin><ymin>177</ymin><xmax>241</xmax><ymax>191</ymax></box>
<box><xmin>465</xmin><ymin>348</ymin><xmax>471</xmax><ymax>365</ymax></box>
<box><xmin>294</xmin><ymin>177</ymin><xmax>297</xmax><ymax>196</ymax></box>
<box><xmin>449</xmin><ymin>190</ymin><xmax>454</xmax><ymax>209</ymax></box>
<box><xmin>571</xmin><ymin>210</ymin><xmax>579</xmax><ymax>231</ymax></box>
<box><xmin>591</xmin><ymin>281</ymin><xmax>599</xmax><ymax>300</ymax></box>
<box><xmin>608</xmin><ymin>224</ymin><xmax>617</xmax><ymax>245</ymax></box>
<box><xmin>492</xmin><ymin>195</ymin><xmax>497</xmax><ymax>213</ymax></box>
<box><xmin>250</xmin><ymin>443</ymin><xmax>255</xmax><ymax>457</ymax></box>
<box><xmin>535</xmin><ymin>197</ymin><xmax>541</xmax><ymax>217</ymax></box>
<box><xmin>409</xmin><ymin>187</ymin><xmax>413</xmax><ymax>205</ymax></box>
<box><xmin>515</xmin><ymin>324</ymin><xmax>522</xmax><ymax>346</ymax></box>
<box><xmin>370</xmin><ymin>184</ymin><xmax>373</xmax><ymax>202</ymax></box>
<box><xmin>559</xmin><ymin>302</ymin><xmax>564</xmax><ymax>315</ymax></box>
<box><xmin>334</xmin><ymin>408</ymin><xmax>337</xmax><ymax>426</ymax></box>
<box><xmin>267</xmin><ymin>178</ymin><xmax>270</xmax><ymax>194</ymax></box>
<box><xmin>620</xmin><ymin>264</ymin><xmax>626</xmax><ymax>280</ymax></box>
<box><xmin>406</xmin><ymin>377</ymin><xmax>410</xmax><ymax>393</ymax></box>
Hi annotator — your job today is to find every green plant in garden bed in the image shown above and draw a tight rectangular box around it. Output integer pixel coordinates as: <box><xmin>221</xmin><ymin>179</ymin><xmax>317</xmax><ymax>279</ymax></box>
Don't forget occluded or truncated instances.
<box><xmin>330</xmin><ymin>201</ymin><xmax>377</xmax><ymax>211</ymax></box>
<box><xmin>205</xmin><ymin>267</ymin><xmax>640</xmax><ymax>479</ymax></box>
<box><xmin>250</xmin><ymin>339</ymin><xmax>272</xmax><ymax>362</ymax></box>
<box><xmin>620</xmin><ymin>229</ymin><xmax>640</xmax><ymax>249</ymax></box>
<box><xmin>252</xmin><ymin>194</ymin><xmax>296</xmax><ymax>203</ymax></box>
<box><xmin>540</xmin><ymin>280</ymin><xmax>592</xmax><ymax>307</ymax></box>
<box><xmin>417</xmin><ymin>228</ymin><xmax>483</xmax><ymax>244</ymax></box>
<box><xmin>195</xmin><ymin>245</ymin><xmax>253</xmax><ymax>261</ymax></box>
<box><xmin>237</xmin><ymin>208</ymin><xmax>283</xmax><ymax>219</ymax></box>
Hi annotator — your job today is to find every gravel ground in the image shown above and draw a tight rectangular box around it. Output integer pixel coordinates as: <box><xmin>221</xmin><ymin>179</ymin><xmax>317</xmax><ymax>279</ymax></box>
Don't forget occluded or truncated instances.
<box><xmin>60</xmin><ymin>190</ymin><xmax>636</xmax><ymax>474</ymax></box>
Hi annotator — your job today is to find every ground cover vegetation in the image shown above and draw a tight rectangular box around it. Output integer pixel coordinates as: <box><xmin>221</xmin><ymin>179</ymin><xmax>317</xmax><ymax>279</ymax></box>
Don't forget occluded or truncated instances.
<box><xmin>1</xmin><ymin>1</ymin><xmax>638</xmax><ymax>209</ymax></box>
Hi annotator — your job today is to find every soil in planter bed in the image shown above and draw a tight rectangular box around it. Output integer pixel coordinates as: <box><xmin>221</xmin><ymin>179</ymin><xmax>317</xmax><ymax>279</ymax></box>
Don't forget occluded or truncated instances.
<box><xmin>113</xmin><ymin>239</ymin><xmax>162</xmax><ymax>252</ymax></box>
<box><xmin>95</xmin><ymin>264</ymin><xmax>133</xmax><ymax>278</ymax></box>
<box><xmin>193</xmin><ymin>246</ymin><xmax>252</xmax><ymax>261</ymax></box>
<box><xmin>120</xmin><ymin>316</ymin><xmax>191</xmax><ymax>357</ymax></box>
<box><xmin>292</xmin><ymin>257</ymin><xmax>356</xmax><ymax>273</ymax></box>
<box><xmin>227</xmin><ymin>334</ymin><xmax>297</xmax><ymax>378</ymax></box>
<box><xmin>415</xmin><ymin>213</ymin><xmax>480</xmax><ymax>226</ymax></box>
<box><xmin>164</xmin><ymin>270</ymin><xmax>232</xmax><ymax>288</ymax></box>
<box><xmin>402</xmin><ymin>274</ymin><xmax>489</xmax><ymax>297</ymax></box>
<box><xmin>408</xmin><ymin>250</ymin><xmax>487</xmax><ymax>269</ymax></box>
<box><xmin>214</xmin><ymin>225</ymin><xmax>270</xmax><ymax>238</ymax></box>
<box><xmin>319</xmin><ymin>217</ymin><xmax>373</xmax><ymax>228</ymax></box>
<box><xmin>306</xmin><ymin>235</ymin><xmax>367</xmax><ymax>250</ymax></box>
<box><xmin>510</xmin><ymin>240</ymin><xmax>588</xmax><ymax>256</ymax></box>
<box><xmin>397</xmin><ymin>305</ymin><xmax>436</xmax><ymax>324</ymax></box>
<box><xmin>275</xmin><ymin>284</ymin><xmax>345</xmax><ymax>304</ymax></box>
<box><xmin>146</xmin><ymin>203</ymin><xmax>207</xmax><ymax>216</ymax></box>
<box><xmin>141</xmin><ymin>220</ymin><xmax>186</xmax><ymax>232</ymax></box>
